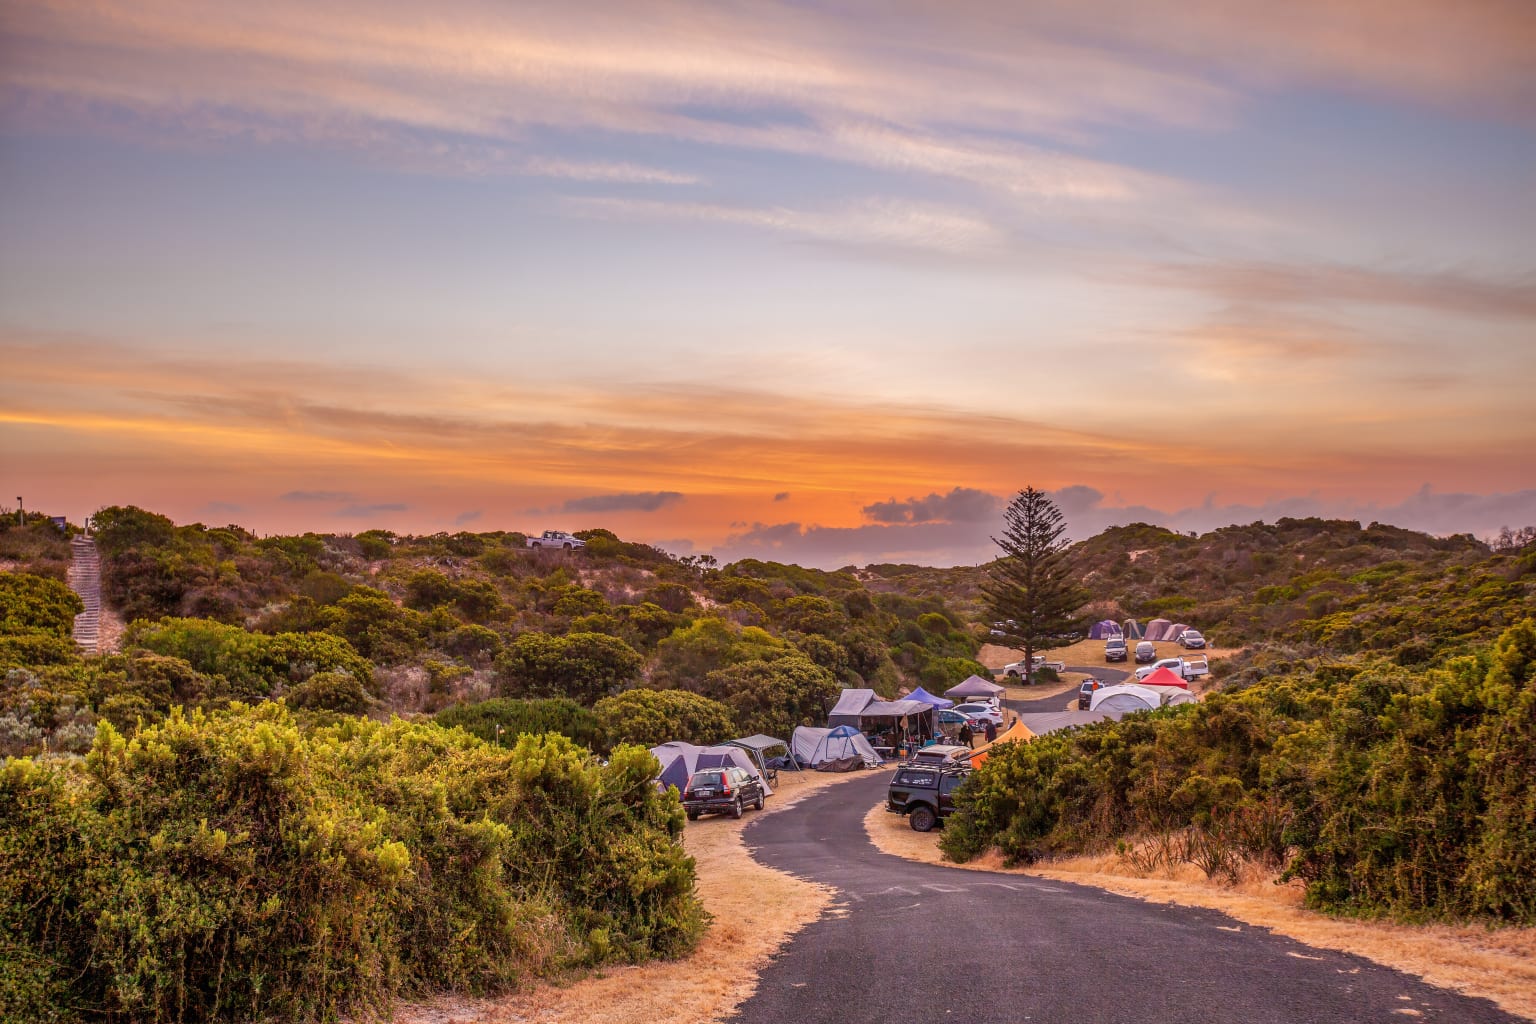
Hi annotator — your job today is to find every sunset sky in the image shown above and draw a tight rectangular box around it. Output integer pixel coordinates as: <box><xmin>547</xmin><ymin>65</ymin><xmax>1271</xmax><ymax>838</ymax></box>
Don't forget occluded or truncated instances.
<box><xmin>3</xmin><ymin>0</ymin><xmax>1534</xmax><ymax>567</ymax></box>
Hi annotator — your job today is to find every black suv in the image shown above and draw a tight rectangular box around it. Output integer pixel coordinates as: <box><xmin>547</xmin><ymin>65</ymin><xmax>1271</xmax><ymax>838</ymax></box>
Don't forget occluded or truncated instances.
<box><xmin>887</xmin><ymin>763</ymin><xmax>970</xmax><ymax>832</ymax></box>
<box><xmin>683</xmin><ymin>766</ymin><xmax>766</xmax><ymax>820</ymax></box>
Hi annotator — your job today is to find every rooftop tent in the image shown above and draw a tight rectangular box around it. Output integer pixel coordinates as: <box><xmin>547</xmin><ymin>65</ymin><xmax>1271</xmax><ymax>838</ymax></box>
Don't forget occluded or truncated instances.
<box><xmin>1140</xmin><ymin>666</ymin><xmax>1189</xmax><ymax>689</ymax></box>
<box><xmin>650</xmin><ymin>742</ymin><xmax>773</xmax><ymax>795</ymax></box>
<box><xmin>1089</xmin><ymin>683</ymin><xmax>1162</xmax><ymax>714</ymax></box>
<box><xmin>1145</xmin><ymin>618</ymin><xmax>1173</xmax><ymax>642</ymax></box>
<box><xmin>790</xmin><ymin>725</ymin><xmax>883</xmax><ymax>770</ymax></box>
<box><xmin>944</xmin><ymin>675</ymin><xmax>1005</xmax><ymax>701</ymax></box>
<box><xmin>1122</xmin><ymin>619</ymin><xmax>1144</xmax><ymax>639</ymax></box>
<box><xmin>905</xmin><ymin>686</ymin><xmax>954</xmax><ymax>710</ymax></box>
<box><xmin>1088</xmin><ymin>619</ymin><xmax>1122</xmax><ymax>639</ymax></box>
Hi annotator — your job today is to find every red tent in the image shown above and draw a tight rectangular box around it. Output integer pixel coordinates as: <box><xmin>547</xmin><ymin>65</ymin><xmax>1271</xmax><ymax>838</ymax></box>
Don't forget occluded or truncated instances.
<box><xmin>1140</xmin><ymin>666</ymin><xmax>1189</xmax><ymax>689</ymax></box>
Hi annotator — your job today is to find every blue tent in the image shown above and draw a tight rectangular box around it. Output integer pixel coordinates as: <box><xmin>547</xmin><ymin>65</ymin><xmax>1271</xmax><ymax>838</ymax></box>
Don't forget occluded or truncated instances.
<box><xmin>905</xmin><ymin>686</ymin><xmax>954</xmax><ymax>709</ymax></box>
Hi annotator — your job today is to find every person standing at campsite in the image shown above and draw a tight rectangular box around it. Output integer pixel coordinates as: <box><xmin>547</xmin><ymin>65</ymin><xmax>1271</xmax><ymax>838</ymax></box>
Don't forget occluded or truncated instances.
<box><xmin>957</xmin><ymin>722</ymin><xmax>973</xmax><ymax>748</ymax></box>
<box><xmin>983</xmin><ymin>719</ymin><xmax>997</xmax><ymax>744</ymax></box>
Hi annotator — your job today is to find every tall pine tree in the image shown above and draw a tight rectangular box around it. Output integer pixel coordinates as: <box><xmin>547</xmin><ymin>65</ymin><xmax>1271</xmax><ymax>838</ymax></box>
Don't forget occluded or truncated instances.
<box><xmin>983</xmin><ymin>487</ymin><xmax>1089</xmax><ymax>683</ymax></box>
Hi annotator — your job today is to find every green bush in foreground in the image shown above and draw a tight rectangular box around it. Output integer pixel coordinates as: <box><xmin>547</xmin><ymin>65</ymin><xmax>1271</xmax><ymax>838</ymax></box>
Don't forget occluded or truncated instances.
<box><xmin>0</xmin><ymin>703</ymin><xmax>704</xmax><ymax>1023</ymax></box>
<box><xmin>939</xmin><ymin>620</ymin><xmax>1536</xmax><ymax>925</ymax></box>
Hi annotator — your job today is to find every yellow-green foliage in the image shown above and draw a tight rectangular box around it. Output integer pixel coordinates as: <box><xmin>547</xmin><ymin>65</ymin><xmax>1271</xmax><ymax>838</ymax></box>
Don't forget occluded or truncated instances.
<box><xmin>0</xmin><ymin>704</ymin><xmax>704</xmax><ymax>1023</ymax></box>
<box><xmin>595</xmin><ymin>689</ymin><xmax>735</xmax><ymax>748</ymax></box>
<box><xmin>940</xmin><ymin>621</ymin><xmax>1536</xmax><ymax>925</ymax></box>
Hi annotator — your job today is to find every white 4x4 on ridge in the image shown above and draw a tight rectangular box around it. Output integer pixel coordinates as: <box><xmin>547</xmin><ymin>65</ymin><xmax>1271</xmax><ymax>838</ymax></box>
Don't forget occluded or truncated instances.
<box><xmin>527</xmin><ymin>530</ymin><xmax>586</xmax><ymax>550</ymax></box>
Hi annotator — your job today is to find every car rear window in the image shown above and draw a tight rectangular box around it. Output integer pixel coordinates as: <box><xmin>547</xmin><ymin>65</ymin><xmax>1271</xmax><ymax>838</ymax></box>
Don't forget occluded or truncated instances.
<box><xmin>690</xmin><ymin>772</ymin><xmax>724</xmax><ymax>786</ymax></box>
<box><xmin>896</xmin><ymin>769</ymin><xmax>938</xmax><ymax>786</ymax></box>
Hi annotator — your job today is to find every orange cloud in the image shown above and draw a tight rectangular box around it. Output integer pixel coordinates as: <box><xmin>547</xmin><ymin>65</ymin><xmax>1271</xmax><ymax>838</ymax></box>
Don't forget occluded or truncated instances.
<box><xmin>5</xmin><ymin>331</ymin><xmax>1533</xmax><ymax>550</ymax></box>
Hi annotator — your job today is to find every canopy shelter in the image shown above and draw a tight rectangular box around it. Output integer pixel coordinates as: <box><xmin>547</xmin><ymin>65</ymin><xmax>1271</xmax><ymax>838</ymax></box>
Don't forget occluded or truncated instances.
<box><xmin>651</xmin><ymin>742</ymin><xmax>773</xmax><ymax>795</ymax></box>
<box><xmin>1089</xmin><ymin>683</ymin><xmax>1162</xmax><ymax>714</ymax></box>
<box><xmin>790</xmin><ymin>725</ymin><xmax>884</xmax><ymax>771</ymax></box>
<box><xmin>944</xmin><ymin>675</ymin><xmax>1005</xmax><ymax>702</ymax></box>
<box><xmin>728</xmin><ymin>733</ymin><xmax>801</xmax><ymax>776</ymax></box>
<box><xmin>827</xmin><ymin>688</ymin><xmax>936</xmax><ymax>751</ymax></box>
<box><xmin>1088</xmin><ymin>619</ymin><xmax>1122</xmax><ymax>639</ymax></box>
<box><xmin>905</xmin><ymin>686</ymin><xmax>954</xmax><ymax>710</ymax></box>
<box><xmin>1140</xmin><ymin>666</ymin><xmax>1190</xmax><ymax>689</ymax></box>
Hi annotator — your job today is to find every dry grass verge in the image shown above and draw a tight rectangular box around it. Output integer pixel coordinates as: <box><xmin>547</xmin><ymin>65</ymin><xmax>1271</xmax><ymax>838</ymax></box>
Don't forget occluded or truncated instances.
<box><xmin>864</xmin><ymin>805</ymin><xmax>1536</xmax><ymax>1022</ymax></box>
<box><xmin>393</xmin><ymin>768</ymin><xmax>878</xmax><ymax>1024</ymax></box>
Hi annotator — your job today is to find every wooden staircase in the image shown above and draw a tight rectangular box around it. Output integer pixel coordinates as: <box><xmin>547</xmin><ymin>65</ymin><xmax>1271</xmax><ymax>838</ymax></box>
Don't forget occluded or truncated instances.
<box><xmin>67</xmin><ymin>535</ymin><xmax>102</xmax><ymax>653</ymax></box>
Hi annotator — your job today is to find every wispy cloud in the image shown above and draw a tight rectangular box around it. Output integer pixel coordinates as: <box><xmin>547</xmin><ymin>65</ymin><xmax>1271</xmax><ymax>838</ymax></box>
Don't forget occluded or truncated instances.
<box><xmin>454</xmin><ymin>509</ymin><xmax>483</xmax><ymax>525</ymax></box>
<box><xmin>338</xmin><ymin>502</ymin><xmax>408</xmax><ymax>517</ymax></box>
<box><xmin>1145</xmin><ymin>262</ymin><xmax>1536</xmax><ymax>321</ymax></box>
<box><xmin>561</xmin><ymin>491</ymin><xmax>684</xmax><ymax>513</ymax></box>
<box><xmin>280</xmin><ymin>489</ymin><xmax>356</xmax><ymax>502</ymax></box>
<box><xmin>569</xmin><ymin>196</ymin><xmax>1006</xmax><ymax>255</ymax></box>
<box><xmin>520</xmin><ymin>157</ymin><xmax>700</xmax><ymax>185</ymax></box>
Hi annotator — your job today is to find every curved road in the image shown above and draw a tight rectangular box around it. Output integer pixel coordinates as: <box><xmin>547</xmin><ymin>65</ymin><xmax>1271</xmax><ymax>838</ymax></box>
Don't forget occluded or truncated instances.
<box><xmin>731</xmin><ymin>773</ymin><xmax>1517</xmax><ymax>1024</ymax></box>
<box><xmin>1005</xmin><ymin>662</ymin><xmax>1131</xmax><ymax>715</ymax></box>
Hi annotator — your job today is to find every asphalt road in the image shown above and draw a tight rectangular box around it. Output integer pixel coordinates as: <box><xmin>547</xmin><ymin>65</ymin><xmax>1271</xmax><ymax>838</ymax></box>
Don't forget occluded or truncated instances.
<box><xmin>729</xmin><ymin>772</ymin><xmax>1518</xmax><ymax>1024</ymax></box>
<box><xmin>1005</xmin><ymin>662</ymin><xmax>1131</xmax><ymax>714</ymax></box>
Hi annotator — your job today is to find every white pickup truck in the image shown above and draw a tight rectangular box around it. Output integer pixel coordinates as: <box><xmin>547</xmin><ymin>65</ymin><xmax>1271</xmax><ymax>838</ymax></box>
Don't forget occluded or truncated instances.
<box><xmin>1003</xmin><ymin>653</ymin><xmax>1067</xmax><ymax>678</ymax></box>
<box><xmin>526</xmin><ymin>530</ymin><xmax>586</xmax><ymax>550</ymax></box>
<box><xmin>1135</xmin><ymin>655</ymin><xmax>1210</xmax><ymax>682</ymax></box>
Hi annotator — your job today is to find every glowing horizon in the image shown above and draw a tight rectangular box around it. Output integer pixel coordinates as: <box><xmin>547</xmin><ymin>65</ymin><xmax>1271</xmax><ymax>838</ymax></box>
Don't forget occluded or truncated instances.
<box><xmin>2</xmin><ymin>1</ymin><xmax>1533</xmax><ymax>567</ymax></box>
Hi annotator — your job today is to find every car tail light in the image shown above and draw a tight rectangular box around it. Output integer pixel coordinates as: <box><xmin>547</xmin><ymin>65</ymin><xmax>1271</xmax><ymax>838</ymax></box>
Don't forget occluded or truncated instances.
<box><xmin>720</xmin><ymin>780</ymin><xmax>732</xmax><ymax>796</ymax></box>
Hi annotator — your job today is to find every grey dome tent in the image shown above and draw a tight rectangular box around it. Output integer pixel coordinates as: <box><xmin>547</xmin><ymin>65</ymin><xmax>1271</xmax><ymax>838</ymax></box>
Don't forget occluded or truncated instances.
<box><xmin>1089</xmin><ymin>683</ymin><xmax>1162</xmax><ymax>714</ymax></box>
<box><xmin>790</xmin><ymin>725</ymin><xmax>883</xmax><ymax>770</ymax></box>
<box><xmin>1122</xmin><ymin>619</ymin><xmax>1144</xmax><ymax>639</ymax></box>
<box><xmin>651</xmin><ymin>742</ymin><xmax>773</xmax><ymax>794</ymax></box>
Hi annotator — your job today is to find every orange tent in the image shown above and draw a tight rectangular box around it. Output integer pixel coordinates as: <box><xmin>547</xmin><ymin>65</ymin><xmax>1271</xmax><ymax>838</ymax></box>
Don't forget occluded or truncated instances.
<box><xmin>1140</xmin><ymin>666</ymin><xmax>1189</xmax><ymax>688</ymax></box>
<box><xmin>963</xmin><ymin>717</ymin><xmax>1034</xmax><ymax>767</ymax></box>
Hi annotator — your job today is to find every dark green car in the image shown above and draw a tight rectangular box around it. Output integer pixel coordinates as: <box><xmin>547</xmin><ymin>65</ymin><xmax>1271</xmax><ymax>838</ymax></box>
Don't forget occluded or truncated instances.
<box><xmin>886</xmin><ymin>763</ymin><xmax>971</xmax><ymax>832</ymax></box>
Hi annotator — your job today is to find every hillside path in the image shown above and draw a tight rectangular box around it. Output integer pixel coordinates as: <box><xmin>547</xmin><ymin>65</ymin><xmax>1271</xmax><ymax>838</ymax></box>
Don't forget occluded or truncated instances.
<box><xmin>67</xmin><ymin>535</ymin><xmax>101</xmax><ymax>653</ymax></box>
<box><xmin>729</xmin><ymin>772</ymin><xmax>1519</xmax><ymax>1024</ymax></box>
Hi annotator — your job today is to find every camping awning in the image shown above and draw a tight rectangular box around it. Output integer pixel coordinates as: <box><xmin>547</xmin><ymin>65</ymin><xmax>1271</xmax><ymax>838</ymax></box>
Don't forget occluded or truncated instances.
<box><xmin>730</xmin><ymin>734</ymin><xmax>790</xmax><ymax>752</ymax></box>
<box><xmin>829</xmin><ymin>688</ymin><xmax>876</xmax><ymax>718</ymax></box>
<box><xmin>944</xmin><ymin>674</ymin><xmax>1005</xmax><ymax>700</ymax></box>
<box><xmin>857</xmin><ymin>698</ymin><xmax>932</xmax><ymax>718</ymax></box>
<box><xmin>905</xmin><ymin>686</ymin><xmax>954</xmax><ymax>709</ymax></box>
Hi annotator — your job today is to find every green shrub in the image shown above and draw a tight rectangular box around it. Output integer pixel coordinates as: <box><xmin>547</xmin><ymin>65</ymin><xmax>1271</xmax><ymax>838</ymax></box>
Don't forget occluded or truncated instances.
<box><xmin>284</xmin><ymin>670</ymin><xmax>371</xmax><ymax>713</ymax></box>
<box><xmin>0</xmin><ymin>572</ymin><xmax>83</xmax><ymax>638</ymax></box>
<box><xmin>939</xmin><ymin>621</ymin><xmax>1536</xmax><ymax>925</ymax></box>
<box><xmin>435</xmin><ymin>697</ymin><xmax>606</xmax><ymax>750</ymax></box>
<box><xmin>494</xmin><ymin>632</ymin><xmax>642</xmax><ymax>704</ymax></box>
<box><xmin>0</xmin><ymin>704</ymin><xmax>703</xmax><ymax>1023</ymax></box>
<box><xmin>595</xmin><ymin>689</ymin><xmax>735</xmax><ymax>748</ymax></box>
